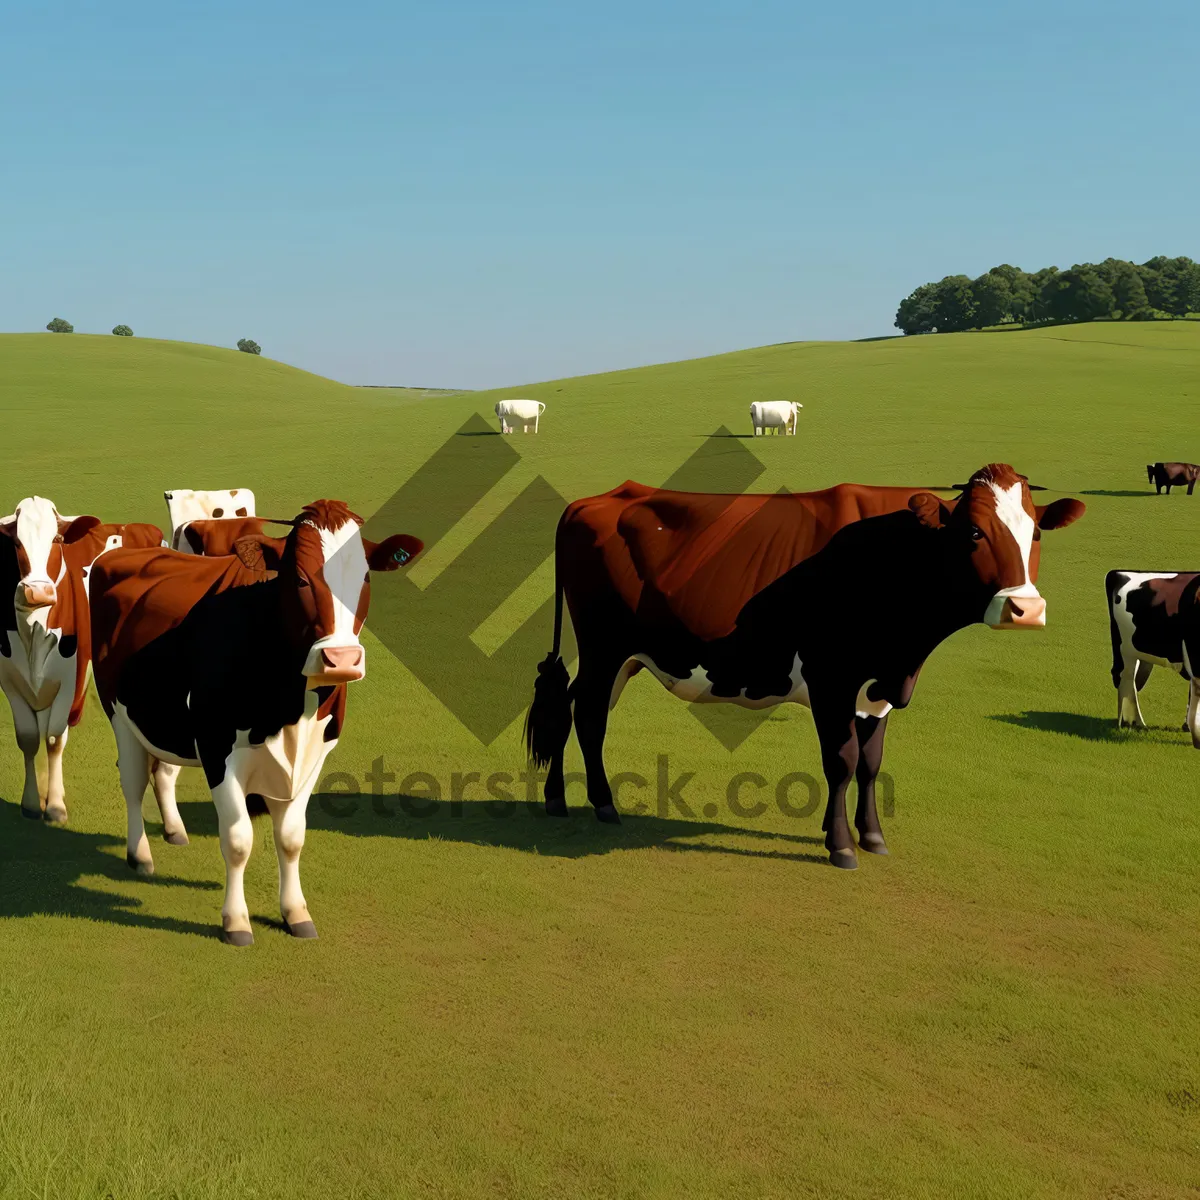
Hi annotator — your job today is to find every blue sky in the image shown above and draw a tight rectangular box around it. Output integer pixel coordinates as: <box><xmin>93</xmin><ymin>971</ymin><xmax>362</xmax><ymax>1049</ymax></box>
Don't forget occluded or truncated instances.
<box><xmin>2</xmin><ymin>0</ymin><xmax>1196</xmax><ymax>388</ymax></box>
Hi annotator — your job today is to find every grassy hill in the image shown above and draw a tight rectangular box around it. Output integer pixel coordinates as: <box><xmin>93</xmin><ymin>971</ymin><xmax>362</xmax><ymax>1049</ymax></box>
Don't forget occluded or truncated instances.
<box><xmin>1</xmin><ymin>325</ymin><xmax>1198</xmax><ymax>1198</ymax></box>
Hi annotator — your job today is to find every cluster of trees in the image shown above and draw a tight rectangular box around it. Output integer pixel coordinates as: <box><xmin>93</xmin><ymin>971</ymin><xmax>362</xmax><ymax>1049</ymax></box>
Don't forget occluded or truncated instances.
<box><xmin>895</xmin><ymin>256</ymin><xmax>1200</xmax><ymax>335</ymax></box>
<box><xmin>44</xmin><ymin>318</ymin><xmax>261</xmax><ymax>354</ymax></box>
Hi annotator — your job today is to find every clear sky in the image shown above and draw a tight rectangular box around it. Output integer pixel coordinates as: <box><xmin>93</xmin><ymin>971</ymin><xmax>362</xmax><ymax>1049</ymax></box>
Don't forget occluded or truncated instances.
<box><xmin>2</xmin><ymin>0</ymin><xmax>1196</xmax><ymax>389</ymax></box>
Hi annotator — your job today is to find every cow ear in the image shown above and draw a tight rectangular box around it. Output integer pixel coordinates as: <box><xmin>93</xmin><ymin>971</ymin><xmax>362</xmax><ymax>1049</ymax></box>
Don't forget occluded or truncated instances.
<box><xmin>233</xmin><ymin>533</ymin><xmax>286</xmax><ymax>572</ymax></box>
<box><xmin>365</xmin><ymin>534</ymin><xmax>423</xmax><ymax>572</ymax></box>
<box><xmin>908</xmin><ymin>492</ymin><xmax>949</xmax><ymax>529</ymax></box>
<box><xmin>0</xmin><ymin>517</ymin><xmax>15</xmax><ymax>540</ymax></box>
<box><xmin>59</xmin><ymin>515</ymin><xmax>101</xmax><ymax>544</ymax></box>
<box><xmin>1036</xmin><ymin>498</ymin><xmax>1086</xmax><ymax>530</ymax></box>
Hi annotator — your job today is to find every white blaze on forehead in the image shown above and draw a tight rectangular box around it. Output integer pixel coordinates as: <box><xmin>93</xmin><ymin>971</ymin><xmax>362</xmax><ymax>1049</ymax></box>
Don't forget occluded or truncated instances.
<box><xmin>13</xmin><ymin>496</ymin><xmax>63</xmax><ymax>584</ymax></box>
<box><xmin>988</xmin><ymin>480</ymin><xmax>1039</xmax><ymax>597</ymax></box>
<box><xmin>316</xmin><ymin>519</ymin><xmax>369</xmax><ymax>644</ymax></box>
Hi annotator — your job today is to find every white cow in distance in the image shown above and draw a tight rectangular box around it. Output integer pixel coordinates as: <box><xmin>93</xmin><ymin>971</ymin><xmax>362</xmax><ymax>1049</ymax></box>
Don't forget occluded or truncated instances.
<box><xmin>495</xmin><ymin>399</ymin><xmax>546</xmax><ymax>434</ymax></box>
<box><xmin>749</xmin><ymin>401</ymin><xmax>802</xmax><ymax>436</ymax></box>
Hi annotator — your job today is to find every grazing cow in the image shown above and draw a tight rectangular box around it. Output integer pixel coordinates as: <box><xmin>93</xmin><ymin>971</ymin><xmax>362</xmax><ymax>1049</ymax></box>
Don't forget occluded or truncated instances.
<box><xmin>0</xmin><ymin>497</ymin><xmax>163</xmax><ymax>823</ymax></box>
<box><xmin>1106</xmin><ymin>570</ymin><xmax>1200</xmax><ymax>739</ymax></box>
<box><xmin>525</xmin><ymin>465</ymin><xmax>1084</xmax><ymax>868</ymax></box>
<box><xmin>89</xmin><ymin>500</ymin><xmax>422</xmax><ymax>945</ymax></box>
<box><xmin>750</xmin><ymin>400</ymin><xmax>802</xmax><ymax>436</ymax></box>
<box><xmin>495</xmin><ymin>399</ymin><xmax>545</xmax><ymax>434</ymax></box>
<box><xmin>1147</xmin><ymin>463</ymin><xmax>1200</xmax><ymax>495</ymax></box>
<box><xmin>164</xmin><ymin>488</ymin><xmax>257</xmax><ymax>536</ymax></box>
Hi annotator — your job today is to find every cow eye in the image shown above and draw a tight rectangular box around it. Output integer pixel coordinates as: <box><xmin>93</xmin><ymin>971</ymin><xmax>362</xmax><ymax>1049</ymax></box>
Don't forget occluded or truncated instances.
<box><xmin>970</xmin><ymin>525</ymin><xmax>984</xmax><ymax>541</ymax></box>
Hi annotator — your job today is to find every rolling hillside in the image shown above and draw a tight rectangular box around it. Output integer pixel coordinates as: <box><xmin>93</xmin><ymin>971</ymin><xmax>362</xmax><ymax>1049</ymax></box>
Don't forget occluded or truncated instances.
<box><xmin>1</xmin><ymin>324</ymin><xmax>1198</xmax><ymax>1199</ymax></box>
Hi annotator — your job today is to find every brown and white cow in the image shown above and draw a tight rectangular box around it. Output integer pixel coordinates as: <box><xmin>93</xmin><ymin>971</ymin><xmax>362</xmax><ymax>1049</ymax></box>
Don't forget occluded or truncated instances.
<box><xmin>0</xmin><ymin>497</ymin><xmax>163</xmax><ymax>823</ymax></box>
<box><xmin>1147</xmin><ymin>463</ymin><xmax>1200</xmax><ymax>495</ymax></box>
<box><xmin>89</xmin><ymin>500</ymin><xmax>422</xmax><ymax>945</ymax></box>
<box><xmin>525</xmin><ymin>465</ymin><xmax>1085</xmax><ymax>869</ymax></box>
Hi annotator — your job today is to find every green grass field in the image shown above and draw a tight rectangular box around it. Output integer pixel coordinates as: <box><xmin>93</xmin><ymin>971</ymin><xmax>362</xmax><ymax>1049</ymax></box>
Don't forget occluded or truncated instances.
<box><xmin>1</xmin><ymin>326</ymin><xmax>1198</xmax><ymax>1198</ymax></box>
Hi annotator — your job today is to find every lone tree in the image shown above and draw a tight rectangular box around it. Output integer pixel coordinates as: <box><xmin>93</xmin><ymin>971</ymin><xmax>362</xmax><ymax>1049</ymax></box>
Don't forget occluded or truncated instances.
<box><xmin>112</xmin><ymin>324</ymin><xmax>134</xmax><ymax>337</ymax></box>
<box><xmin>237</xmin><ymin>338</ymin><xmax>261</xmax><ymax>355</ymax></box>
<box><xmin>46</xmin><ymin>317</ymin><xmax>74</xmax><ymax>333</ymax></box>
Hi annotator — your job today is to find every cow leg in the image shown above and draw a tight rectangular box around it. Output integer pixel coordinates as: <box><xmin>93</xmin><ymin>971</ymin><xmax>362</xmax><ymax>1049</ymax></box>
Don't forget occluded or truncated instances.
<box><xmin>212</xmin><ymin>774</ymin><xmax>254</xmax><ymax>946</ymax></box>
<box><xmin>151</xmin><ymin>760</ymin><xmax>189</xmax><ymax>845</ymax></box>
<box><xmin>113</xmin><ymin>713</ymin><xmax>155</xmax><ymax>875</ymax></box>
<box><xmin>853</xmin><ymin>714</ymin><xmax>888</xmax><ymax>855</ymax></box>
<box><xmin>573</xmin><ymin>669</ymin><xmax>620</xmax><ymax>824</ymax></box>
<box><xmin>265</xmin><ymin>795</ymin><xmax>317</xmax><ymax>938</ymax></box>
<box><xmin>43</xmin><ymin>728</ymin><xmax>69</xmax><ymax>825</ymax></box>
<box><xmin>1116</xmin><ymin>654</ymin><xmax>1147</xmax><ymax>729</ymax></box>
<box><xmin>812</xmin><ymin>699</ymin><xmax>859</xmax><ymax>869</ymax></box>
<box><xmin>10</xmin><ymin>696</ymin><xmax>43</xmax><ymax>817</ymax></box>
<box><xmin>1190</xmin><ymin>481</ymin><xmax>1196</xmax><ymax>496</ymax></box>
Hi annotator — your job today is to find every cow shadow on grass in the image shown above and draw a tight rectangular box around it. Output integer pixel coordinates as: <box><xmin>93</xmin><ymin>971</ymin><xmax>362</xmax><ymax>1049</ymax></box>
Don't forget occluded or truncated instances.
<box><xmin>990</xmin><ymin>711</ymin><xmax>1189</xmax><ymax>744</ymax></box>
<box><xmin>296</xmin><ymin>791</ymin><xmax>830</xmax><ymax>865</ymax></box>
<box><xmin>0</xmin><ymin>797</ymin><xmax>219</xmax><ymax>938</ymax></box>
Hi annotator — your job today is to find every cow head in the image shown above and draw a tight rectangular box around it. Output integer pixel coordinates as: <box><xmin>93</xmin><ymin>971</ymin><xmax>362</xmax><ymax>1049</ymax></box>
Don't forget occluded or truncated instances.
<box><xmin>235</xmin><ymin>499</ymin><xmax>423</xmax><ymax>687</ymax></box>
<box><xmin>908</xmin><ymin>465</ymin><xmax>1085</xmax><ymax>630</ymax></box>
<box><xmin>1147</xmin><ymin>464</ymin><xmax>1156</xmax><ymax>484</ymax></box>
<box><xmin>0</xmin><ymin>497</ymin><xmax>99</xmax><ymax>616</ymax></box>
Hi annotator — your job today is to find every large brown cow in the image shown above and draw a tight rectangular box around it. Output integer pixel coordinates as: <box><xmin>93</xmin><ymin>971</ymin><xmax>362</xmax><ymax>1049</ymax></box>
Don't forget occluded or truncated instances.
<box><xmin>90</xmin><ymin>500</ymin><xmax>422</xmax><ymax>945</ymax></box>
<box><xmin>0</xmin><ymin>496</ymin><xmax>163</xmax><ymax>823</ymax></box>
<box><xmin>525</xmin><ymin>465</ymin><xmax>1085</xmax><ymax>869</ymax></box>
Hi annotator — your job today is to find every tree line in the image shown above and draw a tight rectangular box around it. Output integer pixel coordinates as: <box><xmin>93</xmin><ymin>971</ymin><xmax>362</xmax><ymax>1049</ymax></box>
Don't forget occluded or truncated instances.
<box><xmin>45</xmin><ymin>317</ymin><xmax>260</xmax><ymax>353</ymax></box>
<box><xmin>895</xmin><ymin>256</ymin><xmax>1200</xmax><ymax>335</ymax></box>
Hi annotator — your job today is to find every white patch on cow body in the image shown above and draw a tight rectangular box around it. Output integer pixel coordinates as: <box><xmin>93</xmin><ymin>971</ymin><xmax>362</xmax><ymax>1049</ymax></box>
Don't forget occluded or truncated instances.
<box><xmin>855</xmin><ymin>680</ymin><xmax>893</xmax><ymax>720</ymax></box>
<box><xmin>619</xmin><ymin>651</ymin><xmax>812</xmax><ymax>710</ymax></box>
<box><xmin>228</xmin><ymin>690</ymin><xmax>335</xmax><ymax>802</ymax></box>
<box><xmin>0</xmin><ymin>624</ymin><xmax>74</xmax><ymax>727</ymax></box>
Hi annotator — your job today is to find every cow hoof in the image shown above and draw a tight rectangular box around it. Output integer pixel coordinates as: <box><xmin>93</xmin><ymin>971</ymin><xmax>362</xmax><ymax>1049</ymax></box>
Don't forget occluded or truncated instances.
<box><xmin>20</xmin><ymin>805</ymin><xmax>42</xmax><ymax>821</ymax></box>
<box><xmin>545</xmin><ymin>796</ymin><xmax>568</xmax><ymax>817</ymax></box>
<box><xmin>858</xmin><ymin>833</ymin><xmax>888</xmax><ymax>855</ymax></box>
<box><xmin>594</xmin><ymin>804</ymin><xmax>622</xmax><ymax>825</ymax></box>
<box><xmin>284</xmin><ymin>920</ymin><xmax>319</xmax><ymax>940</ymax></box>
<box><xmin>220</xmin><ymin>928</ymin><xmax>254</xmax><ymax>947</ymax></box>
<box><xmin>829</xmin><ymin>847</ymin><xmax>858</xmax><ymax>870</ymax></box>
<box><xmin>163</xmin><ymin>830</ymin><xmax>190</xmax><ymax>846</ymax></box>
<box><xmin>126</xmin><ymin>853</ymin><xmax>155</xmax><ymax>876</ymax></box>
<box><xmin>44</xmin><ymin>807</ymin><xmax>68</xmax><ymax>827</ymax></box>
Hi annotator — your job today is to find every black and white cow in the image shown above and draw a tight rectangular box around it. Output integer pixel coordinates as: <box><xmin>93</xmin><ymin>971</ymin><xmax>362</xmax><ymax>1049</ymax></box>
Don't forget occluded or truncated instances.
<box><xmin>1107</xmin><ymin>570</ymin><xmax>1200</xmax><ymax>739</ymax></box>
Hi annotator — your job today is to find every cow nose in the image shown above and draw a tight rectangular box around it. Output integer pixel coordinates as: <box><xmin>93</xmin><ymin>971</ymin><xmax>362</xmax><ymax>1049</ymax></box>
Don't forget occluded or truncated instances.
<box><xmin>1000</xmin><ymin>595</ymin><xmax>1046</xmax><ymax>627</ymax></box>
<box><xmin>23</xmin><ymin>581</ymin><xmax>56</xmax><ymax>607</ymax></box>
<box><xmin>316</xmin><ymin>645</ymin><xmax>365</xmax><ymax>681</ymax></box>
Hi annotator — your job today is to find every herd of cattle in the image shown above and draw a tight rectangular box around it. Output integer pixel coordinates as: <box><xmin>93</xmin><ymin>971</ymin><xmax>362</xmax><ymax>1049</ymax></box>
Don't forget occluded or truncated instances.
<box><xmin>2</xmin><ymin>458</ymin><xmax>1198</xmax><ymax>942</ymax></box>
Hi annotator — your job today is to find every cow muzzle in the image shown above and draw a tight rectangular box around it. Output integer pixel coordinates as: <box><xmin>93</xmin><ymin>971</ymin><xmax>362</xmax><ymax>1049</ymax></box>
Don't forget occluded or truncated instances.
<box><xmin>305</xmin><ymin>644</ymin><xmax>365</xmax><ymax>685</ymax></box>
<box><xmin>988</xmin><ymin>594</ymin><xmax>1046</xmax><ymax>629</ymax></box>
<box><xmin>21</xmin><ymin>581</ymin><xmax>56</xmax><ymax>608</ymax></box>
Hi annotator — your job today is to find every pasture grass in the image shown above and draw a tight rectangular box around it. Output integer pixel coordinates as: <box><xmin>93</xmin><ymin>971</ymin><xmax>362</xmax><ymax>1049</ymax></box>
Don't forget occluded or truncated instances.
<box><xmin>0</xmin><ymin>326</ymin><xmax>1199</xmax><ymax>1198</ymax></box>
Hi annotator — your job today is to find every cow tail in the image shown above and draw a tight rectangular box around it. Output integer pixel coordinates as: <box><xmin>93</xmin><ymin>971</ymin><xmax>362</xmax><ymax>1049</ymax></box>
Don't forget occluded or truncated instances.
<box><xmin>524</xmin><ymin>571</ymin><xmax>572</xmax><ymax>768</ymax></box>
